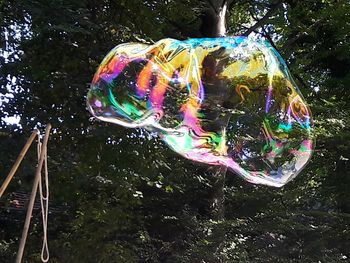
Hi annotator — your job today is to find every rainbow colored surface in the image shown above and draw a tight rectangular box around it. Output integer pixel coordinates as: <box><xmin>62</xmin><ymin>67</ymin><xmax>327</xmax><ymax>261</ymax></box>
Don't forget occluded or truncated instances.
<box><xmin>87</xmin><ymin>37</ymin><xmax>314</xmax><ymax>187</ymax></box>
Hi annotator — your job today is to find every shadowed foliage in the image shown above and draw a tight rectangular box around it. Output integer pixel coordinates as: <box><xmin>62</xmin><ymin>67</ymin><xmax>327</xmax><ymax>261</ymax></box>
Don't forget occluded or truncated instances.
<box><xmin>1</xmin><ymin>0</ymin><xmax>350</xmax><ymax>262</ymax></box>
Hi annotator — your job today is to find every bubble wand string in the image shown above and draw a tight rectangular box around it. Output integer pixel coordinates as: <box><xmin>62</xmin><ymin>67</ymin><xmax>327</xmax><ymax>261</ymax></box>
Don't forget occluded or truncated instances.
<box><xmin>15</xmin><ymin>124</ymin><xmax>51</xmax><ymax>263</ymax></box>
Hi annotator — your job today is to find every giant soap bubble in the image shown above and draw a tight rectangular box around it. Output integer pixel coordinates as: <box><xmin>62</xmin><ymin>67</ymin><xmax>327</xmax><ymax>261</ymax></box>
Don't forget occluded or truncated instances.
<box><xmin>87</xmin><ymin>37</ymin><xmax>314</xmax><ymax>187</ymax></box>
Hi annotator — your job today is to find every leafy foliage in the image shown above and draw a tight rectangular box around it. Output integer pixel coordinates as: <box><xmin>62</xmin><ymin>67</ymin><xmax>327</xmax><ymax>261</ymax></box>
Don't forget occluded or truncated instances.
<box><xmin>1</xmin><ymin>0</ymin><xmax>350</xmax><ymax>262</ymax></box>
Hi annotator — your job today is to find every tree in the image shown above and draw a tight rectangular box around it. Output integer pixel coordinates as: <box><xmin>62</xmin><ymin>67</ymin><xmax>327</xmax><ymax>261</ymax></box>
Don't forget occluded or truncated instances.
<box><xmin>1</xmin><ymin>0</ymin><xmax>350</xmax><ymax>262</ymax></box>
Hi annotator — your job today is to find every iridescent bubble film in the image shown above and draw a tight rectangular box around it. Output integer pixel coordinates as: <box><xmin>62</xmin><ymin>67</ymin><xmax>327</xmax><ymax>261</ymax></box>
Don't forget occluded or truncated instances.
<box><xmin>87</xmin><ymin>37</ymin><xmax>314</xmax><ymax>187</ymax></box>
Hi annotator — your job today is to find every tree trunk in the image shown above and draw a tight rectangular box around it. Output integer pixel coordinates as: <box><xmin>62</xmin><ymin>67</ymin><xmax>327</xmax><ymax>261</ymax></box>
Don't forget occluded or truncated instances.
<box><xmin>197</xmin><ymin>0</ymin><xmax>232</xmax><ymax>220</ymax></box>
<box><xmin>199</xmin><ymin>0</ymin><xmax>230</xmax><ymax>37</ymax></box>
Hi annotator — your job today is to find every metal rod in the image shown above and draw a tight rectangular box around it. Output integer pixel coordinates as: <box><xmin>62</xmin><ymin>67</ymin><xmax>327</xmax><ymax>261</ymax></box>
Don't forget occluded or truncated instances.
<box><xmin>15</xmin><ymin>124</ymin><xmax>52</xmax><ymax>263</ymax></box>
<box><xmin>0</xmin><ymin>129</ymin><xmax>39</xmax><ymax>198</ymax></box>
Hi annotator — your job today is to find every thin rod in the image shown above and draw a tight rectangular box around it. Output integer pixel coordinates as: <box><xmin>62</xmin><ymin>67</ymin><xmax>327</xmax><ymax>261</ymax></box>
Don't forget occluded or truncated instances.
<box><xmin>0</xmin><ymin>129</ymin><xmax>39</xmax><ymax>198</ymax></box>
<box><xmin>15</xmin><ymin>124</ymin><xmax>52</xmax><ymax>263</ymax></box>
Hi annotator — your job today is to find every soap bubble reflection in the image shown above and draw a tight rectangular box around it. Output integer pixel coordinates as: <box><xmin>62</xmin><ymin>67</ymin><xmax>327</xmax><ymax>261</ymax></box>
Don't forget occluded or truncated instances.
<box><xmin>87</xmin><ymin>37</ymin><xmax>314</xmax><ymax>187</ymax></box>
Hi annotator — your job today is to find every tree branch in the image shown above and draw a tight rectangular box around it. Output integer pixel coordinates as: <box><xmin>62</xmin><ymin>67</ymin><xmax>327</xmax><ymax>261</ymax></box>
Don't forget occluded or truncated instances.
<box><xmin>281</xmin><ymin>19</ymin><xmax>323</xmax><ymax>51</ymax></box>
<box><xmin>262</xmin><ymin>27</ymin><xmax>279</xmax><ymax>51</ymax></box>
<box><xmin>243</xmin><ymin>0</ymin><xmax>284</xmax><ymax>36</ymax></box>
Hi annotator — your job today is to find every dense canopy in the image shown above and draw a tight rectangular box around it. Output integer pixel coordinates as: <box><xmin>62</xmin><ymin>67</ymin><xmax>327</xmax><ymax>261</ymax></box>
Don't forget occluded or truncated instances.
<box><xmin>1</xmin><ymin>0</ymin><xmax>350</xmax><ymax>262</ymax></box>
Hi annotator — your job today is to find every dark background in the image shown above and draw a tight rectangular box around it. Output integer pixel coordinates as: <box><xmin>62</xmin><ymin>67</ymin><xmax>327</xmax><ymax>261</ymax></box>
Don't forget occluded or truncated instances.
<box><xmin>1</xmin><ymin>0</ymin><xmax>350</xmax><ymax>262</ymax></box>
